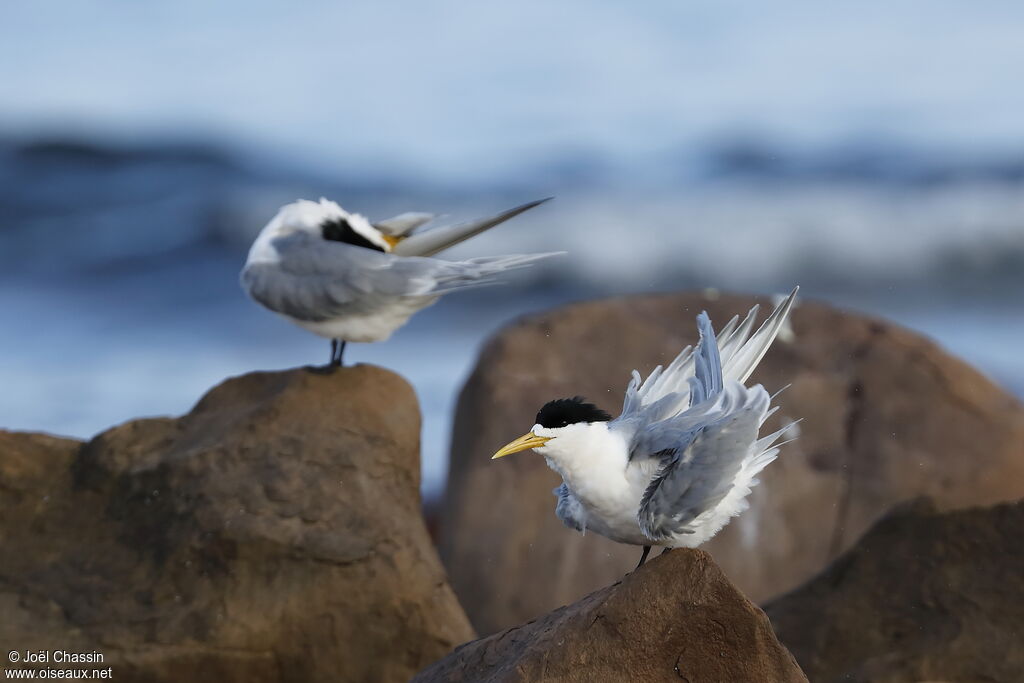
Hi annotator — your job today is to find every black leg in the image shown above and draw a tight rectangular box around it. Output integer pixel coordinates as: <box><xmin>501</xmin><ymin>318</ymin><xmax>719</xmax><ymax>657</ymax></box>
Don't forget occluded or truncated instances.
<box><xmin>661</xmin><ymin>547</ymin><xmax>673</xmax><ymax>556</ymax></box>
<box><xmin>328</xmin><ymin>339</ymin><xmax>347</xmax><ymax>367</ymax></box>
<box><xmin>635</xmin><ymin>545</ymin><xmax>651</xmax><ymax>570</ymax></box>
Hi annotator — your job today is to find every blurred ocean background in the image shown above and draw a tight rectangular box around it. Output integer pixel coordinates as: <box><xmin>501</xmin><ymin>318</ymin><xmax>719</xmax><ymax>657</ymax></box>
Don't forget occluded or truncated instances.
<box><xmin>2</xmin><ymin>2</ymin><xmax>1022</xmax><ymax>496</ymax></box>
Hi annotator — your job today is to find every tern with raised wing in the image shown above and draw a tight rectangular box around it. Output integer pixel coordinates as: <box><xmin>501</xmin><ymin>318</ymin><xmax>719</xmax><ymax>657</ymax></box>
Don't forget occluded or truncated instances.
<box><xmin>241</xmin><ymin>197</ymin><xmax>557</xmax><ymax>366</ymax></box>
<box><xmin>492</xmin><ymin>289</ymin><xmax>799</xmax><ymax>568</ymax></box>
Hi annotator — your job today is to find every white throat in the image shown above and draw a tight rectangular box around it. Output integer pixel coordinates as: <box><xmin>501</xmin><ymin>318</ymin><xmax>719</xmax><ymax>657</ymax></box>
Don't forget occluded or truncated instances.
<box><xmin>535</xmin><ymin>422</ymin><xmax>629</xmax><ymax>494</ymax></box>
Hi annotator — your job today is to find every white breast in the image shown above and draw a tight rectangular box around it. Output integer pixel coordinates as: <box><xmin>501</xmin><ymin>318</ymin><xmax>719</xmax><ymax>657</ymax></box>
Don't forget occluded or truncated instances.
<box><xmin>287</xmin><ymin>296</ymin><xmax>439</xmax><ymax>343</ymax></box>
<box><xmin>539</xmin><ymin>424</ymin><xmax>653</xmax><ymax>546</ymax></box>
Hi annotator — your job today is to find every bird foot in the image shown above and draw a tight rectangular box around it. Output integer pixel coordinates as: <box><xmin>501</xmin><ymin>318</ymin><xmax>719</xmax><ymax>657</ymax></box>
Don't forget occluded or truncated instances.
<box><xmin>634</xmin><ymin>545</ymin><xmax>652</xmax><ymax>571</ymax></box>
<box><xmin>307</xmin><ymin>363</ymin><xmax>340</xmax><ymax>375</ymax></box>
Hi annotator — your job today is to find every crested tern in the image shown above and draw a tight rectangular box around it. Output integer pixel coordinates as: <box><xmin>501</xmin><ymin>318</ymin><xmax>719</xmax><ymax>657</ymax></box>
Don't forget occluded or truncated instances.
<box><xmin>241</xmin><ymin>197</ymin><xmax>557</xmax><ymax>366</ymax></box>
<box><xmin>493</xmin><ymin>288</ymin><xmax>799</xmax><ymax>568</ymax></box>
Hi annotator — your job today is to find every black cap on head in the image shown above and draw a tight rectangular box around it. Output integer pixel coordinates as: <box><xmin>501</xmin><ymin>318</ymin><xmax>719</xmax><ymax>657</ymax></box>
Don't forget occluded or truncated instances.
<box><xmin>536</xmin><ymin>396</ymin><xmax>611</xmax><ymax>429</ymax></box>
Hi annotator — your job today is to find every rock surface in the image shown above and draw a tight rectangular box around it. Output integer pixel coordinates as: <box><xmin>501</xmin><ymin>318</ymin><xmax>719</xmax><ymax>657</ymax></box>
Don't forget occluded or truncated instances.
<box><xmin>440</xmin><ymin>292</ymin><xmax>1024</xmax><ymax>633</ymax></box>
<box><xmin>765</xmin><ymin>498</ymin><xmax>1024</xmax><ymax>682</ymax></box>
<box><xmin>414</xmin><ymin>548</ymin><xmax>807</xmax><ymax>683</ymax></box>
<box><xmin>0</xmin><ymin>366</ymin><xmax>474</xmax><ymax>683</ymax></box>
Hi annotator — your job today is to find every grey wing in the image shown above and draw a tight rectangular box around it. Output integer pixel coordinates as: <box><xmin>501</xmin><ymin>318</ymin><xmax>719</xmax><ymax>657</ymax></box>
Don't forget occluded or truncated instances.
<box><xmin>241</xmin><ymin>231</ymin><xmax>555</xmax><ymax>321</ymax></box>
<box><xmin>610</xmin><ymin>294</ymin><xmax>796</xmax><ymax>542</ymax></box>
<box><xmin>615</xmin><ymin>288</ymin><xmax>798</xmax><ymax>429</ymax></box>
<box><xmin>637</xmin><ymin>384</ymin><xmax>770</xmax><ymax>541</ymax></box>
<box><xmin>613</xmin><ymin>311</ymin><xmax>724</xmax><ymax>458</ymax></box>
<box><xmin>241</xmin><ymin>233</ymin><xmax>438</xmax><ymax>321</ymax></box>
<box><xmin>553</xmin><ymin>483</ymin><xmax>586</xmax><ymax>532</ymax></box>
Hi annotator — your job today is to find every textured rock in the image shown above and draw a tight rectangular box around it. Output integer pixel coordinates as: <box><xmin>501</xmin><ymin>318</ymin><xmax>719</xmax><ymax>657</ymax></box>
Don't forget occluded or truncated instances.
<box><xmin>765</xmin><ymin>498</ymin><xmax>1024</xmax><ymax>682</ymax></box>
<box><xmin>0</xmin><ymin>366</ymin><xmax>474</xmax><ymax>683</ymax></box>
<box><xmin>440</xmin><ymin>292</ymin><xmax>1024</xmax><ymax>633</ymax></box>
<box><xmin>414</xmin><ymin>548</ymin><xmax>807</xmax><ymax>682</ymax></box>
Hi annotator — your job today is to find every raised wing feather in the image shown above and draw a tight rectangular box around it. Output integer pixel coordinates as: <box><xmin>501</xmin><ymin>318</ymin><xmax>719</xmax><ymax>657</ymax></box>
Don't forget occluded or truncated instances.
<box><xmin>623</xmin><ymin>312</ymin><xmax>727</xmax><ymax>459</ymax></box>
<box><xmin>624</xmin><ymin>296</ymin><xmax>796</xmax><ymax>542</ymax></box>
<box><xmin>637</xmin><ymin>383</ymin><xmax>771</xmax><ymax>541</ymax></box>
<box><xmin>724</xmin><ymin>288</ymin><xmax>798</xmax><ymax>385</ymax></box>
<box><xmin>616</xmin><ymin>287</ymin><xmax>797</xmax><ymax>431</ymax></box>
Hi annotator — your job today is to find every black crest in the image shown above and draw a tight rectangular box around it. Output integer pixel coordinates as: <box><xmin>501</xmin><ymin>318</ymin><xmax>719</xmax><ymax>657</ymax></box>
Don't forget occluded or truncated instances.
<box><xmin>321</xmin><ymin>217</ymin><xmax>384</xmax><ymax>252</ymax></box>
<box><xmin>536</xmin><ymin>396</ymin><xmax>611</xmax><ymax>428</ymax></box>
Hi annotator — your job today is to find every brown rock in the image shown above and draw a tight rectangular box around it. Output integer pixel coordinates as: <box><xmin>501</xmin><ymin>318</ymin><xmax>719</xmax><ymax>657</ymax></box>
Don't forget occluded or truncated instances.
<box><xmin>765</xmin><ymin>498</ymin><xmax>1024</xmax><ymax>682</ymax></box>
<box><xmin>414</xmin><ymin>549</ymin><xmax>807</xmax><ymax>682</ymax></box>
<box><xmin>0</xmin><ymin>366</ymin><xmax>474</xmax><ymax>682</ymax></box>
<box><xmin>440</xmin><ymin>292</ymin><xmax>1024</xmax><ymax>633</ymax></box>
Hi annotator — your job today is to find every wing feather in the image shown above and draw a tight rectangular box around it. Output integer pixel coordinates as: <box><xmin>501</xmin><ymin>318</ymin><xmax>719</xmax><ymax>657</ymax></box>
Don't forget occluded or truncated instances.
<box><xmin>241</xmin><ymin>231</ymin><xmax>558</xmax><ymax>321</ymax></box>
<box><xmin>610</xmin><ymin>289</ymin><xmax>799</xmax><ymax>542</ymax></box>
<box><xmin>553</xmin><ymin>483</ymin><xmax>587</xmax><ymax>532</ymax></box>
<box><xmin>374</xmin><ymin>212</ymin><xmax>434</xmax><ymax>236</ymax></box>
<box><xmin>637</xmin><ymin>383</ymin><xmax>773</xmax><ymax>541</ymax></box>
<box><xmin>392</xmin><ymin>198</ymin><xmax>552</xmax><ymax>257</ymax></box>
<box><xmin>614</xmin><ymin>287</ymin><xmax>798</xmax><ymax>437</ymax></box>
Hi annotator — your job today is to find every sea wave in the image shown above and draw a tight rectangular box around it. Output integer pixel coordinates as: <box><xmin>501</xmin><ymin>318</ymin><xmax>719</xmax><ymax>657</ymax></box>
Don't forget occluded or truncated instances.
<box><xmin>2</xmin><ymin>136</ymin><xmax>1022</xmax><ymax>299</ymax></box>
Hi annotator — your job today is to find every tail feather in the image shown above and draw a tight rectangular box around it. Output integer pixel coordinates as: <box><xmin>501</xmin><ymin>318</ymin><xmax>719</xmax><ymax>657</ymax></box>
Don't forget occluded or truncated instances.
<box><xmin>747</xmin><ymin>417</ymin><xmax>801</xmax><ymax>476</ymax></box>
<box><xmin>428</xmin><ymin>252</ymin><xmax>562</xmax><ymax>295</ymax></box>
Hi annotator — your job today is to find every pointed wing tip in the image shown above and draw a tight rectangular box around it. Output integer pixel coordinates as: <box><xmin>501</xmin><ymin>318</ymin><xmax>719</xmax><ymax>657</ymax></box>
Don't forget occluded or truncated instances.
<box><xmin>462</xmin><ymin>196</ymin><xmax>553</xmax><ymax>231</ymax></box>
<box><xmin>764</xmin><ymin>286</ymin><xmax>800</xmax><ymax>319</ymax></box>
<box><xmin>508</xmin><ymin>196</ymin><xmax>554</xmax><ymax>214</ymax></box>
<box><xmin>392</xmin><ymin>199</ymin><xmax>551</xmax><ymax>257</ymax></box>
<box><xmin>777</xmin><ymin>286</ymin><xmax>800</xmax><ymax>313</ymax></box>
<box><xmin>695</xmin><ymin>311</ymin><xmax>718</xmax><ymax>345</ymax></box>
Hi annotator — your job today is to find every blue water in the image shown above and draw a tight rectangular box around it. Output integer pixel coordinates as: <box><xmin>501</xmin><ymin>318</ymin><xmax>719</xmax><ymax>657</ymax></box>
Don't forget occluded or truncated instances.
<box><xmin>1</xmin><ymin>139</ymin><xmax>1021</xmax><ymax>496</ymax></box>
<box><xmin>2</xmin><ymin>1</ymin><xmax>1023</xmax><ymax>495</ymax></box>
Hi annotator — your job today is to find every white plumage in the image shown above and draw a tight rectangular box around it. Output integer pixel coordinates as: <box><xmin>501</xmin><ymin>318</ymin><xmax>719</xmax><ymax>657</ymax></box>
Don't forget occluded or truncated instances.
<box><xmin>241</xmin><ymin>197</ymin><xmax>557</xmax><ymax>365</ymax></box>
<box><xmin>493</xmin><ymin>288</ymin><xmax>799</xmax><ymax>564</ymax></box>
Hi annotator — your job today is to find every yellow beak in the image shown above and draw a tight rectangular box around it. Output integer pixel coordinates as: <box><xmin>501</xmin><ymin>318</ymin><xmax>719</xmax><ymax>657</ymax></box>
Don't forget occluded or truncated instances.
<box><xmin>492</xmin><ymin>432</ymin><xmax>552</xmax><ymax>459</ymax></box>
<box><xmin>382</xmin><ymin>234</ymin><xmax>404</xmax><ymax>249</ymax></box>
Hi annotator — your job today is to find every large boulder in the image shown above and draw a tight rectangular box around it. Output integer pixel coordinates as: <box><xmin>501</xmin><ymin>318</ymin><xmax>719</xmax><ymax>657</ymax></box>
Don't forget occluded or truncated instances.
<box><xmin>765</xmin><ymin>498</ymin><xmax>1024</xmax><ymax>682</ymax></box>
<box><xmin>414</xmin><ymin>548</ymin><xmax>807</xmax><ymax>682</ymax></box>
<box><xmin>0</xmin><ymin>366</ymin><xmax>474</xmax><ymax>682</ymax></box>
<box><xmin>440</xmin><ymin>292</ymin><xmax>1024</xmax><ymax>633</ymax></box>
